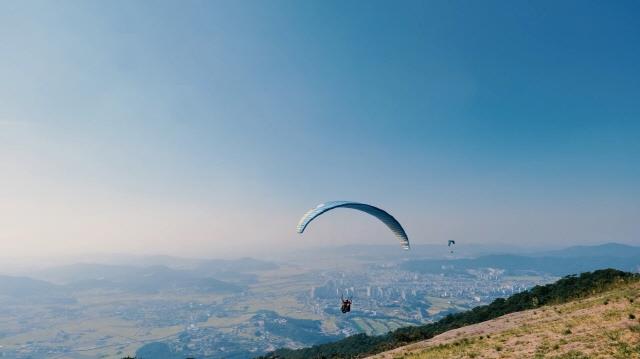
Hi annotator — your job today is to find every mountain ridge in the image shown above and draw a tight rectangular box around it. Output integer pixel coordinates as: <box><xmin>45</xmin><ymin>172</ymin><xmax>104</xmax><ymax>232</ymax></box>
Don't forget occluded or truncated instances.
<box><xmin>532</xmin><ymin>242</ymin><xmax>640</xmax><ymax>258</ymax></box>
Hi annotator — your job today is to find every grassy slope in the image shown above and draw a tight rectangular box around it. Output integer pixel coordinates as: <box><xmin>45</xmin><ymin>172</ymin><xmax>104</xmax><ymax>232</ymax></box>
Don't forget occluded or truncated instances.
<box><xmin>264</xmin><ymin>269</ymin><xmax>640</xmax><ymax>359</ymax></box>
<box><xmin>369</xmin><ymin>280</ymin><xmax>640</xmax><ymax>359</ymax></box>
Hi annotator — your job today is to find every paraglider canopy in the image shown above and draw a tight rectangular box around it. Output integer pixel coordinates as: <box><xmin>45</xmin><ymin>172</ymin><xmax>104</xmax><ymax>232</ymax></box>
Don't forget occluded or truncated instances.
<box><xmin>296</xmin><ymin>201</ymin><xmax>410</xmax><ymax>250</ymax></box>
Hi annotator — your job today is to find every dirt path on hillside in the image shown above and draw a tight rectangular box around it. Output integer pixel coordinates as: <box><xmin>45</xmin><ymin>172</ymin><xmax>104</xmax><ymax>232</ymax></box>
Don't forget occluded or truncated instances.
<box><xmin>367</xmin><ymin>308</ymin><xmax>545</xmax><ymax>359</ymax></box>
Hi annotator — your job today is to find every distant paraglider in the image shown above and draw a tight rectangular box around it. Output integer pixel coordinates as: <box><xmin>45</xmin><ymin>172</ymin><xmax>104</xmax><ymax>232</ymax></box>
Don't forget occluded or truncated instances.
<box><xmin>448</xmin><ymin>240</ymin><xmax>456</xmax><ymax>253</ymax></box>
<box><xmin>296</xmin><ymin>201</ymin><xmax>410</xmax><ymax>250</ymax></box>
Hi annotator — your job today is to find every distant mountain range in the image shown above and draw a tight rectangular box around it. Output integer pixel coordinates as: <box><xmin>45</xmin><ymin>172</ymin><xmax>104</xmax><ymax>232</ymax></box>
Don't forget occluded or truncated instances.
<box><xmin>28</xmin><ymin>257</ymin><xmax>282</xmax><ymax>294</ymax></box>
<box><xmin>0</xmin><ymin>275</ymin><xmax>75</xmax><ymax>304</ymax></box>
<box><xmin>4</xmin><ymin>256</ymin><xmax>280</xmax><ymax>298</ymax></box>
<box><xmin>292</xmin><ymin>243</ymin><xmax>531</xmax><ymax>261</ymax></box>
<box><xmin>32</xmin><ymin>263</ymin><xmax>244</xmax><ymax>294</ymax></box>
<box><xmin>401</xmin><ymin>242</ymin><xmax>640</xmax><ymax>276</ymax></box>
<box><xmin>61</xmin><ymin>254</ymin><xmax>279</xmax><ymax>273</ymax></box>
<box><xmin>532</xmin><ymin>242</ymin><xmax>640</xmax><ymax>258</ymax></box>
<box><xmin>3</xmin><ymin>243</ymin><xmax>638</xmax><ymax>305</ymax></box>
<box><xmin>0</xmin><ymin>275</ymin><xmax>62</xmax><ymax>297</ymax></box>
<box><xmin>289</xmin><ymin>242</ymin><xmax>640</xmax><ymax>263</ymax></box>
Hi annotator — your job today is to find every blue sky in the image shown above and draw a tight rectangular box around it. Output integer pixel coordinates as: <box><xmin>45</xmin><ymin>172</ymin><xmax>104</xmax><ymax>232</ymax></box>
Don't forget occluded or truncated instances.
<box><xmin>1</xmin><ymin>1</ymin><xmax>639</xmax><ymax>257</ymax></box>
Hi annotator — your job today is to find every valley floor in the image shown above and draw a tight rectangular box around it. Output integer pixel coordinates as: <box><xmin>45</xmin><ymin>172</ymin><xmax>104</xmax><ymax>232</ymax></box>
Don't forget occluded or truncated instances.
<box><xmin>368</xmin><ymin>281</ymin><xmax>640</xmax><ymax>359</ymax></box>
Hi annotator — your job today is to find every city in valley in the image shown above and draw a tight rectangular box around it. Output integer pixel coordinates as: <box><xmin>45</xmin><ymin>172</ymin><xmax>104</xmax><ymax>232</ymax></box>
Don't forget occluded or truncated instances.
<box><xmin>3</xmin><ymin>243</ymin><xmax>637</xmax><ymax>359</ymax></box>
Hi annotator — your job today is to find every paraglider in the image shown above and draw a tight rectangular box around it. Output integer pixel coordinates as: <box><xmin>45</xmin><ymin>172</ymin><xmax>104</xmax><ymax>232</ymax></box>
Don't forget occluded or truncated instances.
<box><xmin>448</xmin><ymin>240</ymin><xmax>456</xmax><ymax>253</ymax></box>
<box><xmin>296</xmin><ymin>201</ymin><xmax>410</xmax><ymax>250</ymax></box>
<box><xmin>340</xmin><ymin>294</ymin><xmax>352</xmax><ymax>314</ymax></box>
<box><xmin>297</xmin><ymin>201</ymin><xmax>409</xmax><ymax>312</ymax></box>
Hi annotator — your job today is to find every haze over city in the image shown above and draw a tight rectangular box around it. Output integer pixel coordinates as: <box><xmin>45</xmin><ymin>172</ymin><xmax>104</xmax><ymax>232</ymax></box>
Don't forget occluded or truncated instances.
<box><xmin>1</xmin><ymin>1</ymin><xmax>639</xmax><ymax>259</ymax></box>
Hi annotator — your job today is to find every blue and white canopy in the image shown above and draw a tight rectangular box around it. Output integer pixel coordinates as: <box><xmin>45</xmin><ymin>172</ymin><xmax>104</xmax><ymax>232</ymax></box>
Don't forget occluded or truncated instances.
<box><xmin>296</xmin><ymin>201</ymin><xmax>410</xmax><ymax>250</ymax></box>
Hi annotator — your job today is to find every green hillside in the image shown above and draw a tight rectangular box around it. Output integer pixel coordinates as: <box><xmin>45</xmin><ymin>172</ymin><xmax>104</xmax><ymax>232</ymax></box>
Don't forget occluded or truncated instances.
<box><xmin>371</xmin><ymin>278</ymin><xmax>640</xmax><ymax>358</ymax></box>
<box><xmin>261</xmin><ymin>269</ymin><xmax>639</xmax><ymax>359</ymax></box>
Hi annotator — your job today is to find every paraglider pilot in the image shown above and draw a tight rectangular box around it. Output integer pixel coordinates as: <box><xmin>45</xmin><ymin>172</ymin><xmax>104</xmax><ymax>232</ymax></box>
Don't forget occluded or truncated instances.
<box><xmin>341</xmin><ymin>295</ymin><xmax>352</xmax><ymax>313</ymax></box>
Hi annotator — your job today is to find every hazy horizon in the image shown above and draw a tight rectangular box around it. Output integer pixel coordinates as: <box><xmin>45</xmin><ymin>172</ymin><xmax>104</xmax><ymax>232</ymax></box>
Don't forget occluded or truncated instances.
<box><xmin>2</xmin><ymin>1</ymin><xmax>639</xmax><ymax>259</ymax></box>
